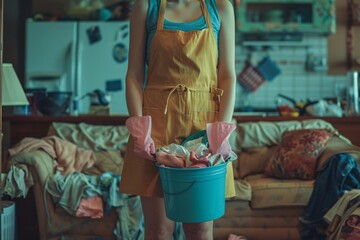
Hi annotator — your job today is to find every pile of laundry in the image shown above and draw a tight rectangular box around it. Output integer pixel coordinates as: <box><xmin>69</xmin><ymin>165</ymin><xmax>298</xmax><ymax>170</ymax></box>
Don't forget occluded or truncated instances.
<box><xmin>126</xmin><ymin>117</ymin><xmax>237</xmax><ymax>169</ymax></box>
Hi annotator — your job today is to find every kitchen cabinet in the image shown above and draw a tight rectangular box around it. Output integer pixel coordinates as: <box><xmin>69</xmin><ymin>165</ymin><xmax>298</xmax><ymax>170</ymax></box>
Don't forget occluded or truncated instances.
<box><xmin>235</xmin><ymin>0</ymin><xmax>336</xmax><ymax>34</ymax></box>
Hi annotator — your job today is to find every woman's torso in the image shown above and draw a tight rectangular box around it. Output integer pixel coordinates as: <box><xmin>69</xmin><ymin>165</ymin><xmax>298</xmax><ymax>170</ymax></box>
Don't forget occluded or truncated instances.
<box><xmin>145</xmin><ymin>0</ymin><xmax>220</xmax><ymax>63</ymax></box>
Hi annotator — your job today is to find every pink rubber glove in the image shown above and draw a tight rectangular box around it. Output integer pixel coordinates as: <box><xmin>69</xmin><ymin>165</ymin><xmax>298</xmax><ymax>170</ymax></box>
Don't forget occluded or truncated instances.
<box><xmin>125</xmin><ymin>116</ymin><xmax>156</xmax><ymax>160</ymax></box>
<box><xmin>206</xmin><ymin>122</ymin><xmax>236</xmax><ymax>160</ymax></box>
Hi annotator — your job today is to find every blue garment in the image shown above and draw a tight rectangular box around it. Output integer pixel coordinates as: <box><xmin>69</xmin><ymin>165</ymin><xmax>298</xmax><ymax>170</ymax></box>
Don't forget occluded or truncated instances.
<box><xmin>300</xmin><ymin>153</ymin><xmax>360</xmax><ymax>240</ymax></box>
<box><xmin>145</xmin><ymin>0</ymin><xmax>220</xmax><ymax>63</ymax></box>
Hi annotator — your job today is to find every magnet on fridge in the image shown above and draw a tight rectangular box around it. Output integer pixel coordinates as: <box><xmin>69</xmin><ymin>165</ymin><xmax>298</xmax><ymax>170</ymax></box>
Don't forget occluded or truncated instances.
<box><xmin>87</xmin><ymin>26</ymin><xmax>102</xmax><ymax>44</ymax></box>
<box><xmin>122</xmin><ymin>32</ymin><xmax>129</xmax><ymax>39</ymax></box>
<box><xmin>113</xmin><ymin>43</ymin><xmax>128</xmax><ymax>63</ymax></box>
<box><xmin>106</xmin><ymin>79</ymin><xmax>122</xmax><ymax>91</ymax></box>
<box><xmin>120</xmin><ymin>24</ymin><xmax>129</xmax><ymax>31</ymax></box>
<box><xmin>115</xmin><ymin>26</ymin><xmax>129</xmax><ymax>41</ymax></box>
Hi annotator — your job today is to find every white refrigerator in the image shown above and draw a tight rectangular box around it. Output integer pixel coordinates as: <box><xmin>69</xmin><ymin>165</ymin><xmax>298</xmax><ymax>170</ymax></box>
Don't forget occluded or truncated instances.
<box><xmin>25</xmin><ymin>20</ymin><xmax>130</xmax><ymax>115</ymax></box>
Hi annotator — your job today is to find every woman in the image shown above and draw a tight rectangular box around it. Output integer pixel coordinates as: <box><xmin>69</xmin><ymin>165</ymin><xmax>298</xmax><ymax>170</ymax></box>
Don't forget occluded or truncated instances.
<box><xmin>119</xmin><ymin>0</ymin><xmax>236</xmax><ymax>239</ymax></box>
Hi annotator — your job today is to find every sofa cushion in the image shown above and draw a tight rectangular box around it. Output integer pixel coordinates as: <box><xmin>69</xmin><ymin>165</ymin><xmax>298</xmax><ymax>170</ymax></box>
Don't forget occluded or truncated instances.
<box><xmin>231</xmin><ymin>119</ymin><xmax>337</xmax><ymax>150</ymax></box>
<box><xmin>265</xmin><ymin>129</ymin><xmax>332</xmax><ymax>180</ymax></box>
<box><xmin>233</xmin><ymin>147</ymin><xmax>276</xmax><ymax>178</ymax></box>
<box><xmin>48</xmin><ymin>122</ymin><xmax>129</xmax><ymax>152</ymax></box>
<box><xmin>232</xmin><ymin>179</ymin><xmax>252</xmax><ymax>201</ymax></box>
<box><xmin>246</xmin><ymin>174</ymin><xmax>314</xmax><ymax>209</ymax></box>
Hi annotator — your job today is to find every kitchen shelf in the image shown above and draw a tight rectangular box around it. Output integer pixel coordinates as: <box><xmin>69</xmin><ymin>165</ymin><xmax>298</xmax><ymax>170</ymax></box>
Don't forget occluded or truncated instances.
<box><xmin>235</xmin><ymin>0</ymin><xmax>336</xmax><ymax>34</ymax></box>
<box><xmin>241</xmin><ymin>41</ymin><xmax>310</xmax><ymax>48</ymax></box>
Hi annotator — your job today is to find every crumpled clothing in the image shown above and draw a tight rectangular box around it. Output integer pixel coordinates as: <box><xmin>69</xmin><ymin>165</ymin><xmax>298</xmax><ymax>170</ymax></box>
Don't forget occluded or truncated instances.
<box><xmin>2</xmin><ymin>165</ymin><xmax>29</xmax><ymax>198</ymax></box>
<box><xmin>155</xmin><ymin>149</ymin><xmax>186</xmax><ymax>168</ymax></box>
<box><xmin>156</xmin><ymin>142</ymin><xmax>237</xmax><ymax>168</ymax></box>
<box><xmin>99</xmin><ymin>172</ymin><xmax>124</xmax><ymax>211</ymax></box>
<box><xmin>45</xmin><ymin>171</ymin><xmax>143</xmax><ymax>240</ymax></box>
<box><xmin>45</xmin><ymin>171</ymin><xmax>125</xmax><ymax>216</ymax></box>
<box><xmin>185</xmin><ymin>142</ymin><xmax>211</xmax><ymax>167</ymax></box>
<box><xmin>228</xmin><ymin>234</ymin><xmax>248</xmax><ymax>240</ymax></box>
<box><xmin>189</xmin><ymin>150</ymin><xmax>210</xmax><ymax>167</ymax></box>
<box><xmin>300</xmin><ymin>153</ymin><xmax>360</xmax><ymax>240</ymax></box>
<box><xmin>75</xmin><ymin>195</ymin><xmax>104</xmax><ymax>219</ymax></box>
<box><xmin>8</xmin><ymin>135</ymin><xmax>96</xmax><ymax>176</ymax></box>
<box><xmin>51</xmin><ymin>122</ymin><xmax>130</xmax><ymax>152</ymax></box>
<box><xmin>131</xmin><ymin>121</ymin><xmax>238</xmax><ymax>167</ymax></box>
<box><xmin>114</xmin><ymin>194</ymin><xmax>144</xmax><ymax>240</ymax></box>
<box><xmin>45</xmin><ymin>171</ymin><xmax>103</xmax><ymax>215</ymax></box>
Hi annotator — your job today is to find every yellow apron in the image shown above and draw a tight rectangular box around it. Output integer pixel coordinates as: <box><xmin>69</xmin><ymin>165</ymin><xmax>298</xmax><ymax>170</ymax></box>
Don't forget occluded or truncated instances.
<box><xmin>120</xmin><ymin>0</ymin><xmax>235</xmax><ymax>198</ymax></box>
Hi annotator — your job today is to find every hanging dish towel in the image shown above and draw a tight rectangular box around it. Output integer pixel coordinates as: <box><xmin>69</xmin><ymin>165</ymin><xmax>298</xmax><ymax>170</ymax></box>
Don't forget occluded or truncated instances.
<box><xmin>237</xmin><ymin>63</ymin><xmax>266</xmax><ymax>92</ymax></box>
<box><xmin>257</xmin><ymin>56</ymin><xmax>281</xmax><ymax>81</ymax></box>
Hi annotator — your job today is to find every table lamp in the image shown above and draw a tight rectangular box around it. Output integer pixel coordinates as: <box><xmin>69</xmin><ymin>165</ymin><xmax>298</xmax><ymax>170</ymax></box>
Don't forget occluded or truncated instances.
<box><xmin>2</xmin><ymin>63</ymin><xmax>29</xmax><ymax>112</ymax></box>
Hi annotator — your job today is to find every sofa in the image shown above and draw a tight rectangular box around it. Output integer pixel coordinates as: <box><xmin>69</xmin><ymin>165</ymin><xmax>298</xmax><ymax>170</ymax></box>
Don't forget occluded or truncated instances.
<box><xmin>2</xmin><ymin>118</ymin><xmax>360</xmax><ymax>240</ymax></box>
<box><xmin>213</xmin><ymin>119</ymin><xmax>360</xmax><ymax>240</ymax></box>
<box><xmin>3</xmin><ymin>122</ymin><xmax>145</xmax><ymax>240</ymax></box>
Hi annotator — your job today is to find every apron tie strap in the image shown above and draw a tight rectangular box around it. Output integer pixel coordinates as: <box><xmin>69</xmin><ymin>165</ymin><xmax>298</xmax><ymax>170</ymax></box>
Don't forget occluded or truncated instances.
<box><xmin>145</xmin><ymin>85</ymin><xmax>223</xmax><ymax>115</ymax></box>
<box><xmin>164</xmin><ymin>84</ymin><xmax>187</xmax><ymax>115</ymax></box>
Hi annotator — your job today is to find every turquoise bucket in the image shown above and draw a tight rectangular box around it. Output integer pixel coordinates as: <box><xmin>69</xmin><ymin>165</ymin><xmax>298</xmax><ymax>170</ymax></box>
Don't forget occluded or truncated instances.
<box><xmin>157</xmin><ymin>163</ymin><xmax>228</xmax><ymax>223</ymax></box>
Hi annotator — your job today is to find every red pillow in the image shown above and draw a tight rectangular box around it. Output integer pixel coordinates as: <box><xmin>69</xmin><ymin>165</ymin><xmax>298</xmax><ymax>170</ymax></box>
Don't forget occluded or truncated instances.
<box><xmin>265</xmin><ymin>129</ymin><xmax>332</xmax><ymax>180</ymax></box>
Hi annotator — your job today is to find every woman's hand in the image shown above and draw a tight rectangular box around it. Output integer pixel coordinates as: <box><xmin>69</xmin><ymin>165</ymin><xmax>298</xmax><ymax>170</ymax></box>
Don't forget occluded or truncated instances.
<box><xmin>125</xmin><ymin>115</ymin><xmax>156</xmax><ymax>160</ymax></box>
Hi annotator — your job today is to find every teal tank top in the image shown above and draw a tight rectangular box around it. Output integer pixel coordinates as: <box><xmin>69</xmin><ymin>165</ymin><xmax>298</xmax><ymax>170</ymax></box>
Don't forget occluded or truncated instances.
<box><xmin>145</xmin><ymin>0</ymin><xmax>220</xmax><ymax>63</ymax></box>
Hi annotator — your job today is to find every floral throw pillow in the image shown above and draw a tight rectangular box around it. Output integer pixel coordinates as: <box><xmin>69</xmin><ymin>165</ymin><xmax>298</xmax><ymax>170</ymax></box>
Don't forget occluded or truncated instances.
<box><xmin>265</xmin><ymin>129</ymin><xmax>332</xmax><ymax>180</ymax></box>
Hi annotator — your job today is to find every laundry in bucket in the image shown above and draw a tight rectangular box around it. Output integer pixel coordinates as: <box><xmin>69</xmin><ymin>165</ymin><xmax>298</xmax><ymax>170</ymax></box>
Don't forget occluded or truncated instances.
<box><xmin>155</xmin><ymin>144</ymin><xmax>188</xmax><ymax>168</ymax></box>
<box><xmin>125</xmin><ymin>116</ymin><xmax>237</xmax><ymax>168</ymax></box>
<box><xmin>156</xmin><ymin>143</ymin><xmax>232</xmax><ymax>168</ymax></box>
<box><xmin>156</xmin><ymin>122</ymin><xmax>237</xmax><ymax>168</ymax></box>
<box><xmin>155</xmin><ymin>124</ymin><xmax>237</xmax><ymax>223</ymax></box>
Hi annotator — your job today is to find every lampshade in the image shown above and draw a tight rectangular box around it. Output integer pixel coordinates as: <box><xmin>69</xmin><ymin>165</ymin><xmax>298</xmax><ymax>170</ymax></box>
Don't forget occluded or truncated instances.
<box><xmin>2</xmin><ymin>63</ymin><xmax>29</xmax><ymax>106</ymax></box>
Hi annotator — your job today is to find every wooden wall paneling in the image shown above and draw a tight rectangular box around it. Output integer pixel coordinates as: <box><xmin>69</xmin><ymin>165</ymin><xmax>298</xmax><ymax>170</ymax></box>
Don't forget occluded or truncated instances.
<box><xmin>1</xmin><ymin>0</ymin><xmax>3</xmax><ymax>174</ymax></box>
<box><xmin>328</xmin><ymin>0</ymin><xmax>348</xmax><ymax>75</ymax></box>
<box><xmin>31</xmin><ymin>0</ymin><xmax>125</xmax><ymax>16</ymax></box>
<box><xmin>3</xmin><ymin>0</ymin><xmax>31</xmax><ymax>83</ymax></box>
<box><xmin>349</xmin><ymin>0</ymin><xmax>360</xmax><ymax>70</ymax></box>
<box><xmin>1</xmin><ymin>0</ymin><xmax>4</xmax><ymax>214</ymax></box>
<box><xmin>328</xmin><ymin>0</ymin><xmax>360</xmax><ymax>75</ymax></box>
<box><xmin>32</xmin><ymin>0</ymin><xmax>68</xmax><ymax>16</ymax></box>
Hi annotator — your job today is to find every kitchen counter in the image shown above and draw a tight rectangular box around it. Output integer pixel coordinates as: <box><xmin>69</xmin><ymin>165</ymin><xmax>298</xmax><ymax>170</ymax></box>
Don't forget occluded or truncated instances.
<box><xmin>234</xmin><ymin>112</ymin><xmax>280</xmax><ymax>117</ymax></box>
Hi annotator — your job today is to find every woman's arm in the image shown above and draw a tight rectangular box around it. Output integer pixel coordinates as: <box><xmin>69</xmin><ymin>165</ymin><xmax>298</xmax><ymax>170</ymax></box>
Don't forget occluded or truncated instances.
<box><xmin>216</xmin><ymin>0</ymin><xmax>236</xmax><ymax>123</ymax></box>
<box><xmin>125</xmin><ymin>0</ymin><xmax>148</xmax><ymax>116</ymax></box>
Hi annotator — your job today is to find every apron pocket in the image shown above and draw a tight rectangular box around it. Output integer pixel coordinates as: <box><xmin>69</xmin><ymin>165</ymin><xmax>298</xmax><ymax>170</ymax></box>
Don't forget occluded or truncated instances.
<box><xmin>188</xmin><ymin>111</ymin><xmax>218</xmax><ymax>131</ymax></box>
<box><xmin>186</xmin><ymin>91</ymin><xmax>220</xmax><ymax>130</ymax></box>
<box><xmin>143</xmin><ymin>107</ymin><xmax>166</xmax><ymax>147</ymax></box>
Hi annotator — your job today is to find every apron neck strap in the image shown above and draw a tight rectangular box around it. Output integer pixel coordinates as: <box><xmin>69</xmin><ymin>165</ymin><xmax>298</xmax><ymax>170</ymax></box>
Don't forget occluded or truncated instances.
<box><xmin>157</xmin><ymin>0</ymin><xmax>167</xmax><ymax>30</ymax></box>
<box><xmin>200</xmin><ymin>0</ymin><xmax>213</xmax><ymax>31</ymax></box>
<box><xmin>157</xmin><ymin>0</ymin><xmax>213</xmax><ymax>31</ymax></box>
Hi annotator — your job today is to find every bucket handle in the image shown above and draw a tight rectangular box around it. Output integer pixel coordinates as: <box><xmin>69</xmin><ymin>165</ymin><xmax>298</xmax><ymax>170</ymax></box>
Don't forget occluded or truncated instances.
<box><xmin>162</xmin><ymin>180</ymin><xmax>196</xmax><ymax>195</ymax></box>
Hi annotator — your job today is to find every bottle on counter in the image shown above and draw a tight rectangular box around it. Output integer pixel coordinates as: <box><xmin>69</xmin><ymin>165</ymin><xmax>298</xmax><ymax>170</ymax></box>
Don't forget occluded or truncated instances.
<box><xmin>72</xmin><ymin>96</ymin><xmax>79</xmax><ymax>116</ymax></box>
<box><xmin>345</xmin><ymin>71</ymin><xmax>359</xmax><ymax>116</ymax></box>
